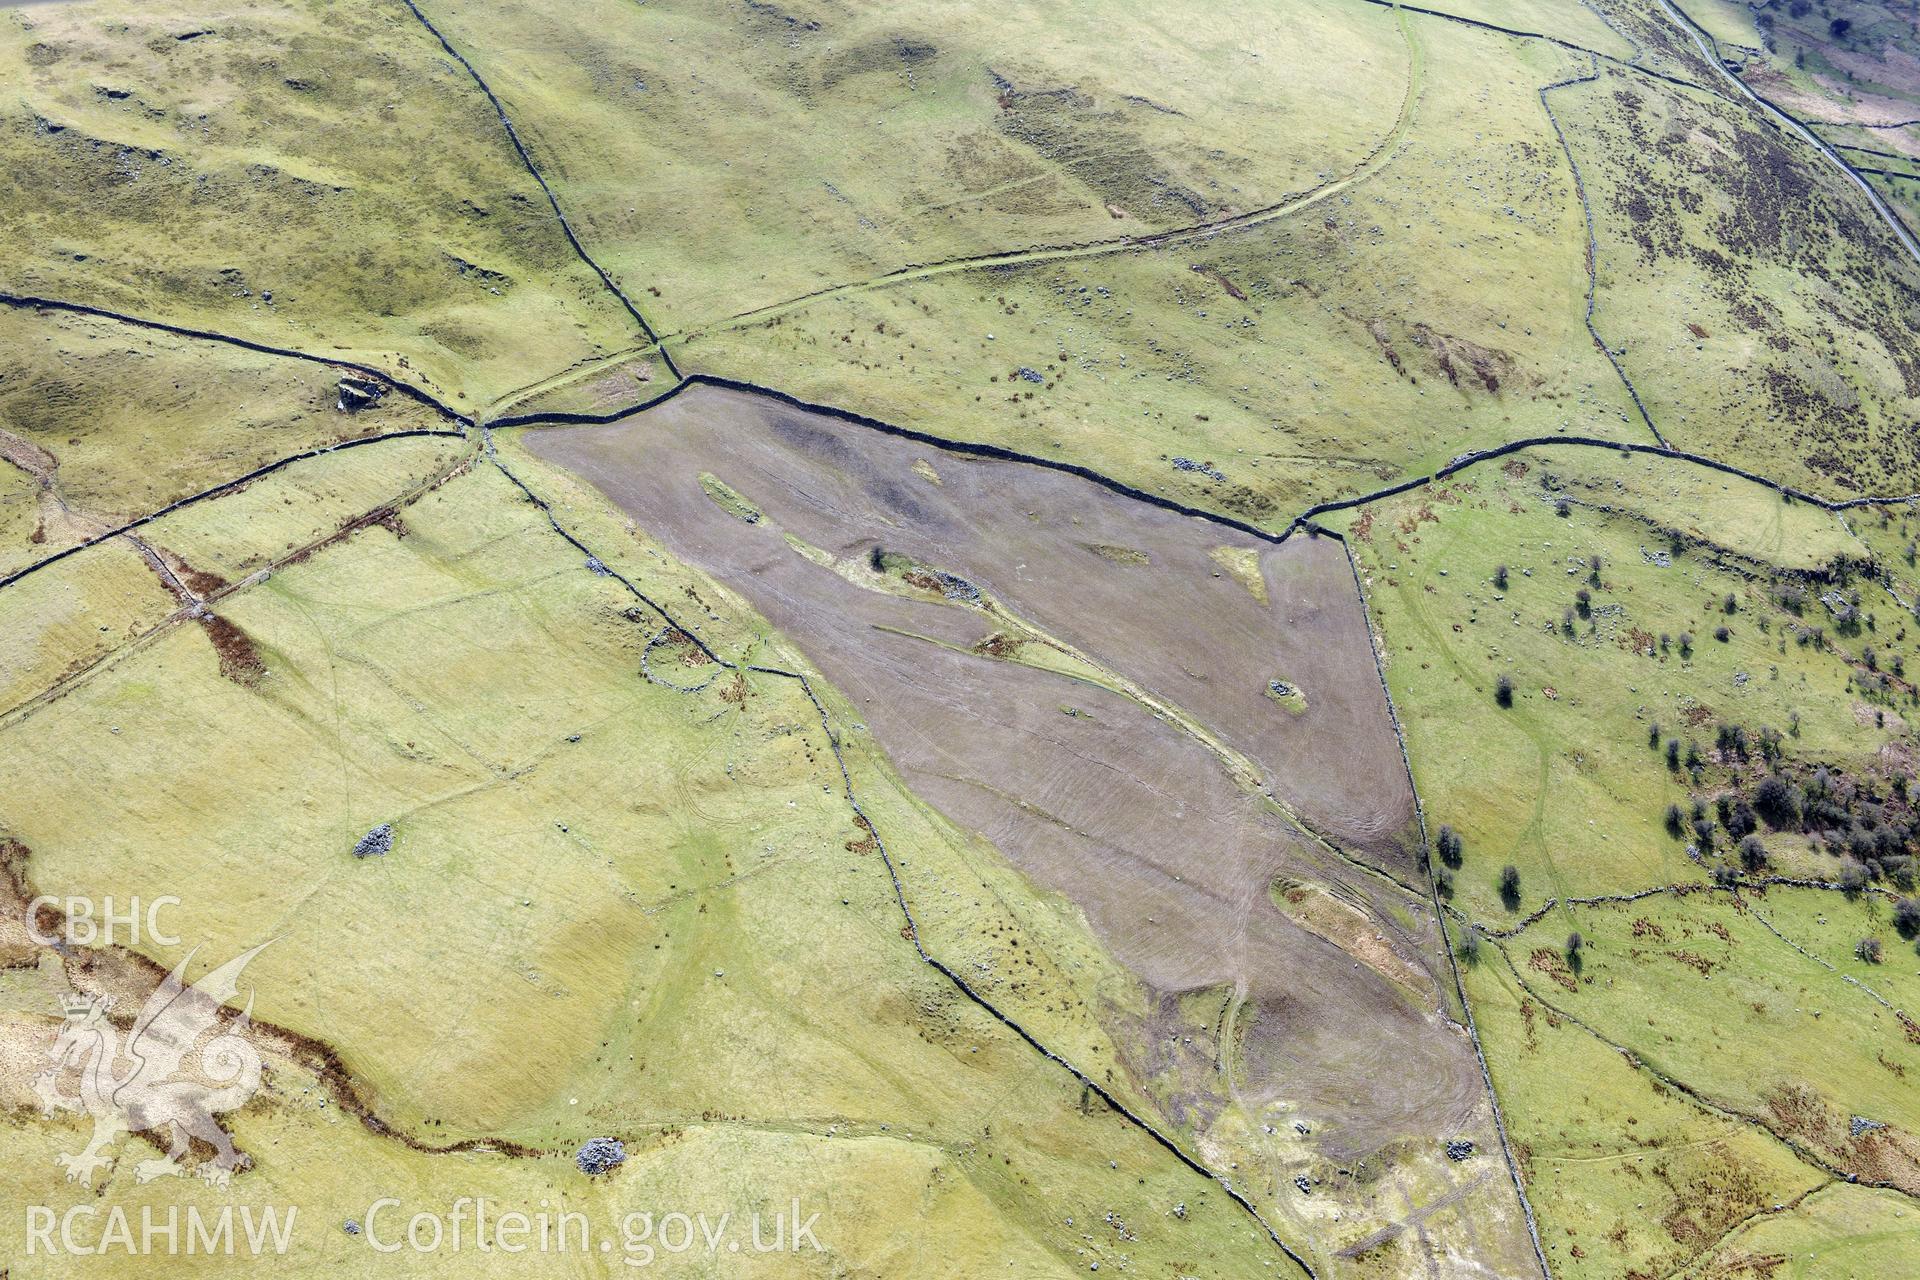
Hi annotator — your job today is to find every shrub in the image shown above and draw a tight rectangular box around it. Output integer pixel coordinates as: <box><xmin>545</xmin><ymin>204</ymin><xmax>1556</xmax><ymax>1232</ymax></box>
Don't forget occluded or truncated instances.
<box><xmin>1498</xmin><ymin>864</ymin><xmax>1521</xmax><ymax>910</ymax></box>
<box><xmin>1554</xmin><ymin>499</ymin><xmax>1571</xmax><ymax>517</ymax></box>
<box><xmin>1693</xmin><ymin>817</ymin><xmax>1716</xmax><ymax>851</ymax></box>
<box><xmin>1575</xmin><ymin>588</ymin><xmax>1592</xmax><ymax>619</ymax></box>
<box><xmin>1493</xmin><ymin>564</ymin><xmax>1509</xmax><ymax>590</ymax></box>
<box><xmin>1665</xmin><ymin>802</ymin><xmax>1684</xmax><ymax>837</ymax></box>
<box><xmin>1738</xmin><ymin>834</ymin><xmax>1768</xmax><ymax>872</ymax></box>
<box><xmin>1857</xmin><ymin>936</ymin><xmax>1882</xmax><ymax>964</ymax></box>
<box><xmin>1711</xmin><ymin>864</ymin><xmax>1740</xmax><ymax>888</ymax></box>
<box><xmin>1894</xmin><ymin>898</ymin><xmax>1920</xmax><ymax>941</ymax></box>
<box><xmin>1495</xmin><ymin>674</ymin><xmax>1514</xmax><ymax>707</ymax></box>
<box><xmin>1714</xmin><ymin>625</ymin><xmax>1731</xmax><ymax>643</ymax></box>
<box><xmin>1436</xmin><ymin>825</ymin><xmax>1464</xmax><ymax>869</ymax></box>
<box><xmin>1649</xmin><ymin>722</ymin><xmax>1662</xmax><ymax>749</ymax></box>
<box><xmin>1723</xmin><ymin>593</ymin><xmax>1737</xmax><ymax>614</ymax></box>
<box><xmin>1666</xmin><ymin>739</ymin><xmax>1682</xmax><ymax>771</ymax></box>
<box><xmin>1678</xmin><ymin>632</ymin><xmax>1694</xmax><ymax>658</ymax></box>
<box><xmin>1840</xmin><ymin>863</ymin><xmax>1870</xmax><ymax>896</ymax></box>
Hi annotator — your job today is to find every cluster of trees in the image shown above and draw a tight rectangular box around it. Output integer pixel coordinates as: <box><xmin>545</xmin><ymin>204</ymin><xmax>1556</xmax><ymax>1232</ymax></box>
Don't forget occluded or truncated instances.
<box><xmin>1671</xmin><ymin>761</ymin><xmax>1918</xmax><ymax>889</ymax></box>
<box><xmin>1428</xmin><ymin>824</ymin><xmax>1523</xmax><ymax>912</ymax></box>
<box><xmin>1652</xmin><ymin>716</ymin><xmax>1791</xmax><ymax>788</ymax></box>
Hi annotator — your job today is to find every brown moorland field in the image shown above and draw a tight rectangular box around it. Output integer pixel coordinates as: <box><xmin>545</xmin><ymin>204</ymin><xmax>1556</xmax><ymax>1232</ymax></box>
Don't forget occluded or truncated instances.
<box><xmin>522</xmin><ymin>387</ymin><xmax>1497</xmax><ymax>1176</ymax></box>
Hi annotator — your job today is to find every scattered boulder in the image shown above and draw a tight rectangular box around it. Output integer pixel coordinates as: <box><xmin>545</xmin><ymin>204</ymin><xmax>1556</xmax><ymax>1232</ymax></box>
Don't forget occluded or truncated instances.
<box><xmin>1851</xmin><ymin>1116</ymin><xmax>1886</xmax><ymax>1138</ymax></box>
<box><xmin>352</xmin><ymin>824</ymin><xmax>393</xmax><ymax>859</ymax></box>
<box><xmin>1172</xmin><ymin>456</ymin><xmax>1227</xmax><ymax>482</ymax></box>
<box><xmin>1445</xmin><ymin>1140</ymin><xmax>1475</xmax><ymax>1161</ymax></box>
<box><xmin>933</xmin><ymin>570</ymin><xmax>982</xmax><ymax>604</ymax></box>
<box><xmin>575</xmin><ymin>1137</ymin><xmax>627</xmax><ymax>1176</ymax></box>
<box><xmin>336</xmin><ymin>375</ymin><xmax>389</xmax><ymax>413</ymax></box>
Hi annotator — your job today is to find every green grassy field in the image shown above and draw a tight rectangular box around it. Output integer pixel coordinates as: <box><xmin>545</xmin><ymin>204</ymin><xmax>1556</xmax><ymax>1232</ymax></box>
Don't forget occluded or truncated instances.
<box><xmin>0</xmin><ymin>448</ymin><xmax>1297</xmax><ymax>1276</ymax></box>
<box><xmin>0</xmin><ymin>0</ymin><xmax>640</xmax><ymax>406</ymax></box>
<box><xmin>419</xmin><ymin>0</ymin><xmax>1416</xmax><ymax>336</ymax></box>
<box><xmin>1336</xmin><ymin>446</ymin><xmax>1907</xmax><ymax>921</ymax></box>
<box><xmin>0</xmin><ymin>305</ymin><xmax>450</xmax><ymax>573</ymax></box>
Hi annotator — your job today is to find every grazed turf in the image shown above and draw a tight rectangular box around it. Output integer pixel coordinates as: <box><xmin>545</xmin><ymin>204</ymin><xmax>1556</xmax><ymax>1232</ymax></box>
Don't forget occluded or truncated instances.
<box><xmin>0</xmin><ymin>0</ymin><xmax>640</xmax><ymax>406</ymax></box>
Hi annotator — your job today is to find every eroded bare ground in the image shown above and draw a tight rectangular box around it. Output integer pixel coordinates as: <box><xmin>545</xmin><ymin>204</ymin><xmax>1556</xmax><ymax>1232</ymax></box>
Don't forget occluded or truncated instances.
<box><xmin>525</xmin><ymin>385</ymin><xmax>1478</xmax><ymax>1162</ymax></box>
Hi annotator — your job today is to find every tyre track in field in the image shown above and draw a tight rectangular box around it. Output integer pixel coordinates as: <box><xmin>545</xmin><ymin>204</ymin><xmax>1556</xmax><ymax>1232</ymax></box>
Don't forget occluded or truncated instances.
<box><xmin>0</xmin><ymin>433</ymin><xmax>480</xmax><ymax>729</ymax></box>
<box><xmin>641</xmin><ymin>8</ymin><xmax>1425</xmax><ymax>358</ymax></box>
<box><xmin>0</xmin><ymin>428</ymin><xmax>468</xmax><ymax>594</ymax></box>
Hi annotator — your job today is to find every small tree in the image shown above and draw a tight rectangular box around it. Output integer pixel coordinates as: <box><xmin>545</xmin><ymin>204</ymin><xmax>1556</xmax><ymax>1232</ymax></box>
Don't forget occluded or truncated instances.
<box><xmin>1665</xmin><ymin>802</ymin><xmax>1684</xmax><ymax>837</ymax></box>
<box><xmin>1840</xmin><ymin>863</ymin><xmax>1870</xmax><ymax>897</ymax></box>
<box><xmin>1649</xmin><ymin>721</ymin><xmax>1662</xmax><ymax>749</ymax></box>
<box><xmin>1723</xmin><ymin>593</ymin><xmax>1737</xmax><ymax>615</ymax></box>
<box><xmin>1436</xmin><ymin>825</ymin><xmax>1464</xmax><ymax>869</ymax></box>
<box><xmin>1495</xmin><ymin>674</ymin><xmax>1514</xmax><ymax>708</ymax></box>
<box><xmin>1857</xmin><ymin>936</ymin><xmax>1883</xmax><ymax>964</ymax></box>
<box><xmin>1567</xmin><ymin>930</ymin><xmax>1585</xmax><ymax>975</ymax></box>
<box><xmin>1498</xmin><ymin>864</ymin><xmax>1521</xmax><ymax>910</ymax></box>
<box><xmin>1714</xmin><ymin>625</ymin><xmax>1731</xmax><ymax>643</ymax></box>
<box><xmin>1494</xmin><ymin>565</ymin><xmax>1509</xmax><ymax>591</ymax></box>
<box><xmin>1738</xmin><ymin>834</ymin><xmax>1768</xmax><ymax>872</ymax></box>
<box><xmin>1575</xmin><ymin>588</ymin><xmax>1592</xmax><ymax>619</ymax></box>
<box><xmin>1666</xmin><ymin>739</ymin><xmax>1682</xmax><ymax>771</ymax></box>
<box><xmin>1678</xmin><ymin>632</ymin><xmax>1694</xmax><ymax>658</ymax></box>
<box><xmin>1456</xmin><ymin>929</ymin><xmax>1481</xmax><ymax>966</ymax></box>
<box><xmin>1555</xmin><ymin>498</ymin><xmax>1571</xmax><ymax>518</ymax></box>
